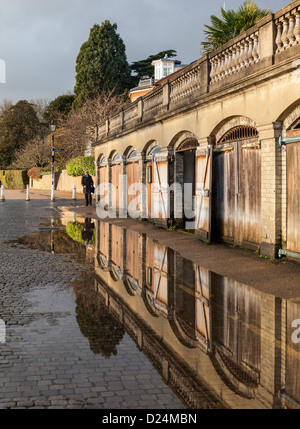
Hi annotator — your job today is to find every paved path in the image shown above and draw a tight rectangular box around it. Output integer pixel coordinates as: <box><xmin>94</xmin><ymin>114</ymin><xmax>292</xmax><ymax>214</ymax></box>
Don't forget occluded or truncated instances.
<box><xmin>2</xmin><ymin>188</ymin><xmax>85</xmax><ymax>200</ymax></box>
<box><xmin>0</xmin><ymin>196</ymin><xmax>184</xmax><ymax>409</ymax></box>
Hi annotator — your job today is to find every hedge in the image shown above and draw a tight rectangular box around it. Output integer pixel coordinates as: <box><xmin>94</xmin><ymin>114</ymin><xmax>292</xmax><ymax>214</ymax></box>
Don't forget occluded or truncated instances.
<box><xmin>66</xmin><ymin>156</ymin><xmax>95</xmax><ymax>177</ymax></box>
<box><xmin>66</xmin><ymin>221</ymin><xmax>95</xmax><ymax>245</ymax></box>
<box><xmin>0</xmin><ymin>170</ymin><xmax>29</xmax><ymax>189</ymax></box>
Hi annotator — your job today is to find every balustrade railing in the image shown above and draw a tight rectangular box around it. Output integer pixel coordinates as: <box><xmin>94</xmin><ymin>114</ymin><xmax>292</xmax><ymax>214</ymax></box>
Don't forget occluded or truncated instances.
<box><xmin>143</xmin><ymin>86</ymin><xmax>163</xmax><ymax>117</ymax></box>
<box><xmin>275</xmin><ymin>5</ymin><xmax>300</xmax><ymax>53</ymax></box>
<box><xmin>95</xmin><ymin>1</ymin><xmax>300</xmax><ymax>141</ymax></box>
<box><xmin>109</xmin><ymin>114</ymin><xmax>121</xmax><ymax>133</ymax></box>
<box><xmin>97</xmin><ymin>123</ymin><xmax>107</xmax><ymax>140</ymax></box>
<box><xmin>169</xmin><ymin>63</ymin><xmax>202</xmax><ymax>105</ymax></box>
<box><xmin>210</xmin><ymin>31</ymin><xmax>259</xmax><ymax>84</ymax></box>
<box><xmin>123</xmin><ymin>104</ymin><xmax>138</xmax><ymax>128</ymax></box>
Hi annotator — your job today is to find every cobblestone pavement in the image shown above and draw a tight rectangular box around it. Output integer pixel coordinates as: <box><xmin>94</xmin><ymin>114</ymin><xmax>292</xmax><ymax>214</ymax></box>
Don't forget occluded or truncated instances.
<box><xmin>0</xmin><ymin>199</ymin><xmax>184</xmax><ymax>409</ymax></box>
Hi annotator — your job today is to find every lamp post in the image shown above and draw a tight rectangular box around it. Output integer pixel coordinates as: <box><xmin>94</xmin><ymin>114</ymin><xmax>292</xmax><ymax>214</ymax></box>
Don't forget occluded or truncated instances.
<box><xmin>50</xmin><ymin>120</ymin><xmax>56</xmax><ymax>201</ymax></box>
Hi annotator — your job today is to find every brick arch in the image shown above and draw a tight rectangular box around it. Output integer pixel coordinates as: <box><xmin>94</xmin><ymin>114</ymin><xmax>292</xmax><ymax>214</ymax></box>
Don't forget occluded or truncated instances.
<box><xmin>108</xmin><ymin>149</ymin><xmax>118</xmax><ymax>160</ymax></box>
<box><xmin>143</xmin><ymin>139</ymin><xmax>159</xmax><ymax>156</ymax></box>
<box><xmin>96</xmin><ymin>153</ymin><xmax>106</xmax><ymax>167</ymax></box>
<box><xmin>169</xmin><ymin>130</ymin><xmax>199</xmax><ymax>152</ymax></box>
<box><xmin>123</xmin><ymin>145</ymin><xmax>138</xmax><ymax>158</ymax></box>
<box><xmin>210</xmin><ymin>116</ymin><xmax>257</xmax><ymax>143</ymax></box>
<box><xmin>280</xmin><ymin>102</ymin><xmax>300</xmax><ymax>134</ymax></box>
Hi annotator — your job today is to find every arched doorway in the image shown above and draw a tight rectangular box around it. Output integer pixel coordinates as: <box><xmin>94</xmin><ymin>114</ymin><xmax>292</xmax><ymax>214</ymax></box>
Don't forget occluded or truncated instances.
<box><xmin>97</xmin><ymin>156</ymin><xmax>108</xmax><ymax>203</ymax></box>
<box><xmin>126</xmin><ymin>150</ymin><xmax>139</xmax><ymax>215</ymax></box>
<box><xmin>110</xmin><ymin>153</ymin><xmax>122</xmax><ymax>210</ymax></box>
<box><xmin>213</xmin><ymin>125</ymin><xmax>261</xmax><ymax>248</ymax></box>
<box><xmin>281</xmin><ymin>110</ymin><xmax>300</xmax><ymax>256</ymax></box>
<box><xmin>145</xmin><ymin>145</ymin><xmax>161</xmax><ymax>218</ymax></box>
<box><xmin>176</xmin><ymin>138</ymin><xmax>199</xmax><ymax>229</ymax></box>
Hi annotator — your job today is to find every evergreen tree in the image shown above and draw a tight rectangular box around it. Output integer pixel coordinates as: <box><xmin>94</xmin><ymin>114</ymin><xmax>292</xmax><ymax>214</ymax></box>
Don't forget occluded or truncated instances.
<box><xmin>201</xmin><ymin>1</ymin><xmax>271</xmax><ymax>54</ymax></box>
<box><xmin>44</xmin><ymin>94</ymin><xmax>75</xmax><ymax>123</ymax></box>
<box><xmin>130</xmin><ymin>49</ymin><xmax>177</xmax><ymax>83</ymax></box>
<box><xmin>0</xmin><ymin>100</ymin><xmax>45</xmax><ymax>168</ymax></box>
<box><xmin>74</xmin><ymin>21</ymin><xmax>131</xmax><ymax>108</ymax></box>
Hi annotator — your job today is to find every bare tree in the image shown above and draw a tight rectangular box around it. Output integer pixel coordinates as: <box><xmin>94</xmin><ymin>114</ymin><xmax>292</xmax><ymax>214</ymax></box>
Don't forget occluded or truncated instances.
<box><xmin>30</xmin><ymin>97</ymin><xmax>51</xmax><ymax>122</ymax></box>
<box><xmin>11</xmin><ymin>136</ymin><xmax>51</xmax><ymax>169</ymax></box>
<box><xmin>56</xmin><ymin>91</ymin><xmax>124</xmax><ymax>160</ymax></box>
<box><xmin>0</xmin><ymin>98</ymin><xmax>13</xmax><ymax>115</ymax></box>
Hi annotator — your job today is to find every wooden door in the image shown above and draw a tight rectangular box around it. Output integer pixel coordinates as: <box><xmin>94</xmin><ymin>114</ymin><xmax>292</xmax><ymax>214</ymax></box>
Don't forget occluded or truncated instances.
<box><xmin>213</xmin><ymin>132</ymin><xmax>261</xmax><ymax>248</ymax></box>
<box><xmin>126</xmin><ymin>160</ymin><xmax>139</xmax><ymax>212</ymax></box>
<box><xmin>146</xmin><ymin>159</ymin><xmax>154</xmax><ymax>218</ymax></box>
<box><xmin>213</xmin><ymin>143</ymin><xmax>235</xmax><ymax>243</ymax></box>
<box><xmin>152</xmin><ymin>155</ymin><xmax>169</xmax><ymax>220</ymax></box>
<box><xmin>98</xmin><ymin>164</ymin><xmax>108</xmax><ymax>202</ymax></box>
<box><xmin>287</xmin><ymin>140</ymin><xmax>300</xmax><ymax>253</ymax></box>
<box><xmin>195</xmin><ymin>146</ymin><xmax>213</xmax><ymax>241</ymax></box>
<box><xmin>111</xmin><ymin>162</ymin><xmax>121</xmax><ymax>210</ymax></box>
<box><xmin>239</xmin><ymin>140</ymin><xmax>261</xmax><ymax>248</ymax></box>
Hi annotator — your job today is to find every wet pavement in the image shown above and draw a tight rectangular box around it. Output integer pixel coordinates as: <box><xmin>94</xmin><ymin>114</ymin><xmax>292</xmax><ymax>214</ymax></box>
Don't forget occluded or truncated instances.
<box><xmin>0</xmin><ymin>198</ymin><xmax>184</xmax><ymax>409</ymax></box>
<box><xmin>1</xmin><ymin>193</ymin><xmax>300</xmax><ymax>411</ymax></box>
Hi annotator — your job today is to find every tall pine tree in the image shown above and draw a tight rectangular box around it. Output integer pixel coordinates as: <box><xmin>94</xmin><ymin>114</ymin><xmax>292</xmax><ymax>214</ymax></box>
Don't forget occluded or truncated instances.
<box><xmin>74</xmin><ymin>21</ymin><xmax>131</xmax><ymax>108</ymax></box>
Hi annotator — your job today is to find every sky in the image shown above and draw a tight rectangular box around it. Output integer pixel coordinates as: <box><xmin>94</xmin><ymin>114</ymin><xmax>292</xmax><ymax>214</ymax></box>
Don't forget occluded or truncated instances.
<box><xmin>0</xmin><ymin>0</ymin><xmax>290</xmax><ymax>105</ymax></box>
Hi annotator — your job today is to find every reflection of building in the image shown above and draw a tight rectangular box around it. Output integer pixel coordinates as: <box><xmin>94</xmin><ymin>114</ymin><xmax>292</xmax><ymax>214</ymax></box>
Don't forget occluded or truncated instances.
<box><xmin>94</xmin><ymin>219</ymin><xmax>300</xmax><ymax>409</ymax></box>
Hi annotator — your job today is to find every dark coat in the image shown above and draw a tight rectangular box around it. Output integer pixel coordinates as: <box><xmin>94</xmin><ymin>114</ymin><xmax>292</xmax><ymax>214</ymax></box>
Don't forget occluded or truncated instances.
<box><xmin>81</xmin><ymin>174</ymin><xmax>94</xmax><ymax>194</ymax></box>
<box><xmin>81</xmin><ymin>218</ymin><xmax>94</xmax><ymax>243</ymax></box>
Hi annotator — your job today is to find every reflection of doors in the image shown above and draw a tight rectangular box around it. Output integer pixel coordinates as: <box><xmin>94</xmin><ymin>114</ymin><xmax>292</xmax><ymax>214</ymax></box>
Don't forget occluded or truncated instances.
<box><xmin>111</xmin><ymin>225</ymin><xmax>121</xmax><ymax>269</ymax></box>
<box><xmin>287</xmin><ymin>139</ymin><xmax>300</xmax><ymax>253</ymax></box>
<box><xmin>174</xmin><ymin>257</ymin><xmax>196</xmax><ymax>339</ymax></box>
<box><xmin>126</xmin><ymin>229</ymin><xmax>139</xmax><ymax>286</ymax></box>
<box><xmin>146</xmin><ymin>238</ymin><xmax>168</xmax><ymax>313</ymax></box>
<box><xmin>195</xmin><ymin>266</ymin><xmax>211</xmax><ymax>349</ymax></box>
<box><xmin>213</xmin><ymin>129</ymin><xmax>261</xmax><ymax>248</ymax></box>
<box><xmin>286</xmin><ymin>300</ymin><xmax>300</xmax><ymax>405</ymax></box>
<box><xmin>152</xmin><ymin>156</ymin><xmax>169</xmax><ymax>220</ymax></box>
<box><xmin>98</xmin><ymin>221</ymin><xmax>108</xmax><ymax>263</ymax></box>
<box><xmin>111</xmin><ymin>159</ymin><xmax>121</xmax><ymax>210</ymax></box>
<box><xmin>212</xmin><ymin>276</ymin><xmax>261</xmax><ymax>376</ymax></box>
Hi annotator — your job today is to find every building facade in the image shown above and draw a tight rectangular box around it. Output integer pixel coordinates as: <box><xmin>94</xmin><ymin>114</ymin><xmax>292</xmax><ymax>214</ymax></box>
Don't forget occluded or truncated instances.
<box><xmin>94</xmin><ymin>1</ymin><xmax>300</xmax><ymax>259</ymax></box>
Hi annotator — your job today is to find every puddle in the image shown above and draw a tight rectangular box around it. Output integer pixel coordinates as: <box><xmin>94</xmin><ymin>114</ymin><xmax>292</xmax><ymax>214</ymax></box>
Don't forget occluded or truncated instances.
<box><xmin>7</xmin><ymin>213</ymin><xmax>300</xmax><ymax>409</ymax></box>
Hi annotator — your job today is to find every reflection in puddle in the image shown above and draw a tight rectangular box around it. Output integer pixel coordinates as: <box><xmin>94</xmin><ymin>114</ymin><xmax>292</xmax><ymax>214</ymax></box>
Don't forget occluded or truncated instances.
<box><xmin>94</xmin><ymin>219</ymin><xmax>300</xmax><ymax>409</ymax></box>
<box><xmin>12</xmin><ymin>214</ymin><xmax>300</xmax><ymax>409</ymax></box>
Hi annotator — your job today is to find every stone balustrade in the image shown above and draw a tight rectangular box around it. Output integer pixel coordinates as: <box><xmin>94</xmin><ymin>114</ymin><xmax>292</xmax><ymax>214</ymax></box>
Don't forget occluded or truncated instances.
<box><xmin>209</xmin><ymin>31</ymin><xmax>259</xmax><ymax>84</ymax></box>
<box><xmin>143</xmin><ymin>86</ymin><xmax>163</xmax><ymax>117</ymax></box>
<box><xmin>96</xmin><ymin>0</ymin><xmax>300</xmax><ymax>141</ymax></box>
<box><xmin>124</xmin><ymin>104</ymin><xmax>138</xmax><ymax>128</ymax></box>
<box><xmin>169</xmin><ymin>63</ymin><xmax>202</xmax><ymax>105</ymax></box>
<box><xmin>97</xmin><ymin>122</ymin><xmax>107</xmax><ymax>140</ymax></box>
<box><xmin>275</xmin><ymin>4</ymin><xmax>300</xmax><ymax>53</ymax></box>
<box><xmin>109</xmin><ymin>113</ymin><xmax>121</xmax><ymax>133</ymax></box>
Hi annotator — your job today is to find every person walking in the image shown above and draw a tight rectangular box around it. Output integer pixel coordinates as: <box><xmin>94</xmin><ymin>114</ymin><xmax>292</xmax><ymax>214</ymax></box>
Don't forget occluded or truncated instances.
<box><xmin>81</xmin><ymin>170</ymin><xmax>94</xmax><ymax>206</ymax></box>
<box><xmin>81</xmin><ymin>218</ymin><xmax>95</xmax><ymax>245</ymax></box>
